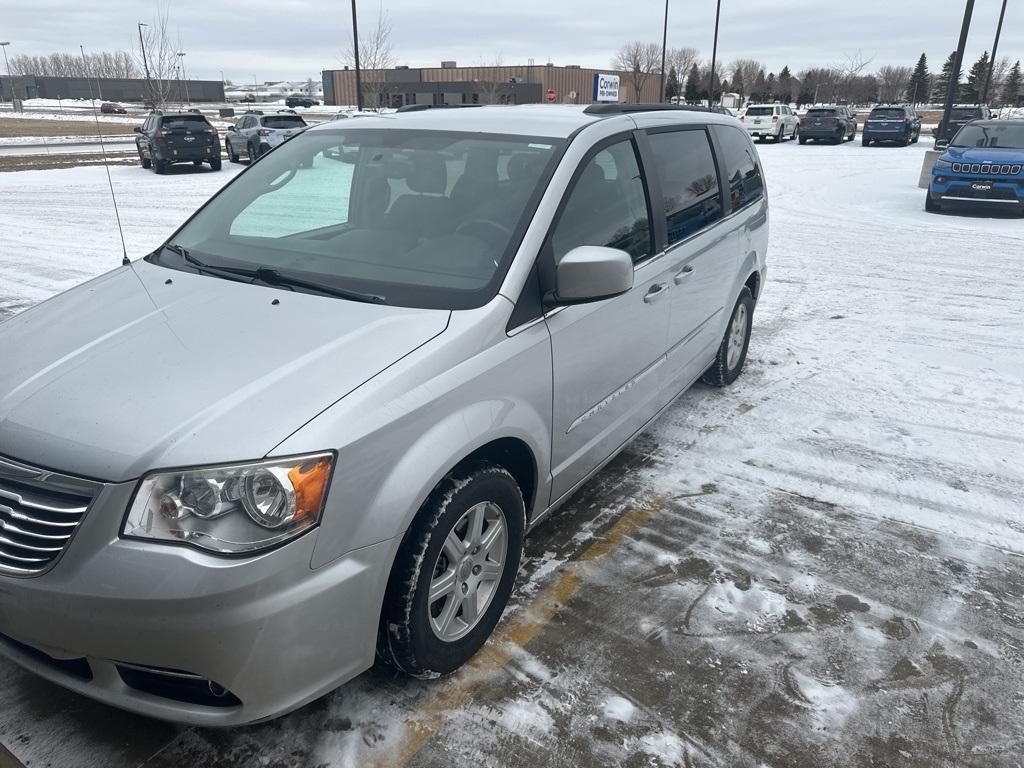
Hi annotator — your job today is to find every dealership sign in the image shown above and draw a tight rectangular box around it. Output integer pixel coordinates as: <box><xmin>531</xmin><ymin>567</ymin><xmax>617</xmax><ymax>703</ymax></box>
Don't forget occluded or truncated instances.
<box><xmin>592</xmin><ymin>73</ymin><xmax>620</xmax><ymax>102</ymax></box>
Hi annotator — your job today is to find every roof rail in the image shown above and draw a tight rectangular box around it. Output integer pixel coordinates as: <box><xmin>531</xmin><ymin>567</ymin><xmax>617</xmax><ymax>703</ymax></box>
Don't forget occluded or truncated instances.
<box><xmin>583</xmin><ymin>103</ymin><xmax>711</xmax><ymax>116</ymax></box>
<box><xmin>395</xmin><ymin>103</ymin><xmax>483</xmax><ymax>112</ymax></box>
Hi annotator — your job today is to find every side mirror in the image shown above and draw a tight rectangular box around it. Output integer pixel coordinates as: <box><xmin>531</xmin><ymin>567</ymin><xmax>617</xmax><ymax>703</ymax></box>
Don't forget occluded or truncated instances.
<box><xmin>552</xmin><ymin>246</ymin><xmax>634</xmax><ymax>304</ymax></box>
<box><xmin>133</xmin><ymin>126</ymin><xmax>142</xmax><ymax>133</ymax></box>
<box><xmin>935</xmin><ymin>139</ymin><xmax>950</xmax><ymax>151</ymax></box>
<box><xmin>228</xmin><ymin>125</ymin><xmax>237</xmax><ymax>132</ymax></box>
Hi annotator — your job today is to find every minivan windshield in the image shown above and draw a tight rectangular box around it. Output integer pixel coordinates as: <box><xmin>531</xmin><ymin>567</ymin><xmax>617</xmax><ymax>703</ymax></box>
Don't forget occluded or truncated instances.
<box><xmin>157</xmin><ymin>128</ymin><xmax>564</xmax><ymax>309</ymax></box>
<box><xmin>951</xmin><ymin>123</ymin><xmax>1024</xmax><ymax>149</ymax></box>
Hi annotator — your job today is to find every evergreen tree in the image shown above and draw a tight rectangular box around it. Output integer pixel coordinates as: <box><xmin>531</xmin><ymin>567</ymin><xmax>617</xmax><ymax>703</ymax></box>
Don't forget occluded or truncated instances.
<box><xmin>777</xmin><ymin>66</ymin><xmax>793</xmax><ymax>104</ymax></box>
<box><xmin>665</xmin><ymin>66</ymin><xmax>680</xmax><ymax>101</ymax></box>
<box><xmin>905</xmin><ymin>53</ymin><xmax>930</xmax><ymax>105</ymax></box>
<box><xmin>932</xmin><ymin>51</ymin><xmax>962</xmax><ymax>103</ymax></box>
<box><xmin>1001</xmin><ymin>60</ymin><xmax>1022</xmax><ymax>106</ymax></box>
<box><xmin>684</xmin><ymin>63</ymin><xmax>701</xmax><ymax>103</ymax></box>
<box><xmin>765</xmin><ymin>72</ymin><xmax>777</xmax><ymax>101</ymax></box>
<box><xmin>963</xmin><ymin>50</ymin><xmax>990</xmax><ymax>103</ymax></box>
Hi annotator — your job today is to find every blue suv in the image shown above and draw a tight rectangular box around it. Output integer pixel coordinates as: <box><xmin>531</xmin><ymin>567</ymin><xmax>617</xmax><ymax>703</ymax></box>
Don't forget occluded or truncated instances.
<box><xmin>928</xmin><ymin>119</ymin><xmax>1024</xmax><ymax>215</ymax></box>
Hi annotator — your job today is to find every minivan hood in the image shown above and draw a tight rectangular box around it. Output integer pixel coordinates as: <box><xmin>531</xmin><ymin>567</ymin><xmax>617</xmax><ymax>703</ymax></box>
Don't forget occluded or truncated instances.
<box><xmin>0</xmin><ymin>261</ymin><xmax>449</xmax><ymax>481</ymax></box>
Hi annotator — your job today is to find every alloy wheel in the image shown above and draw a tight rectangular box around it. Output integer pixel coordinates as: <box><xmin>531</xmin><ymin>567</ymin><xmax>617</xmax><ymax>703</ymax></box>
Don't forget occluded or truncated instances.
<box><xmin>727</xmin><ymin>303</ymin><xmax>748</xmax><ymax>370</ymax></box>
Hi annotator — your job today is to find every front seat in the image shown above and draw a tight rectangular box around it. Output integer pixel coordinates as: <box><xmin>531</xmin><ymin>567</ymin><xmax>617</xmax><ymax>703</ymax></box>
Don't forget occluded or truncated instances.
<box><xmin>386</xmin><ymin>154</ymin><xmax>455</xmax><ymax>240</ymax></box>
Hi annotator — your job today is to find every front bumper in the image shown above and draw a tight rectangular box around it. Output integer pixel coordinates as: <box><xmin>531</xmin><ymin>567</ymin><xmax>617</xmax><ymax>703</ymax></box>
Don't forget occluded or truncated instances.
<box><xmin>929</xmin><ymin>174</ymin><xmax>1024</xmax><ymax>210</ymax></box>
<box><xmin>0</xmin><ymin>479</ymin><xmax>395</xmax><ymax>725</ymax></box>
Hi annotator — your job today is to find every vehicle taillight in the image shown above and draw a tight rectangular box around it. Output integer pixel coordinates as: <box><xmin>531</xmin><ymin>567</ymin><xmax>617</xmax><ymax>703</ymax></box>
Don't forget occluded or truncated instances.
<box><xmin>800</xmin><ymin>117</ymin><xmax>809</xmax><ymax>124</ymax></box>
<box><xmin>772</xmin><ymin>115</ymin><xmax>779</xmax><ymax>122</ymax></box>
<box><xmin>825</xmin><ymin>117</ymin><xmax>837</xmax><ymax>124</ymax></box>
<box><xmin>210</xmin><ymin>128</ymin><xmax>219</xmax><ymax>139</ymax></box>
<box><xmin>258</xmin><ymin>129</ymin><xmax>271</xmax><ymax>137</ymax></box>
<box><xmin>739</xmin><ymin>115</ymin><xmax>745</xmax><ymax>121</ymax></box>
<box><xmin>153</xmin><ymin>131</ymin><xmax>165</xmax><ymax>142</ymax></box>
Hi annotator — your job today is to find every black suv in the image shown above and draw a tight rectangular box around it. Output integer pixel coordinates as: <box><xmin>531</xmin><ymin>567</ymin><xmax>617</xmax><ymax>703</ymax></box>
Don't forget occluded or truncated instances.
<box><xmin>862</xmin><ymin>105</ymin><xmax>921</xmax><ymax>146</ymax></box>
<box><xmin>798</xmin><ymin>105</ymin><xmax>858</xmax><ymax>144</ymax></box>
<box><xmin>134</xmin><ymin>111</ymin><xmax>221</xmax><ymax>173</ymax></box>
<box><xmin>285</xmin><ymin>95</ymin><xmax>319</xmax><ymax>108</ymax></box>
<box><xmin>936</xmin><ymin>105</ymin><xmax>994</xmax><ymax>142</ymax></box>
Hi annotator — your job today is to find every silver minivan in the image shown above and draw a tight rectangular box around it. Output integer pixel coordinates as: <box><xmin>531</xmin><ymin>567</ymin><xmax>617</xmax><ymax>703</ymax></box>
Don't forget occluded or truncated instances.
<box><xmin>0</xmin><ymin>104</ymin><xmax>768</xmax><ymax>724</ymax></box>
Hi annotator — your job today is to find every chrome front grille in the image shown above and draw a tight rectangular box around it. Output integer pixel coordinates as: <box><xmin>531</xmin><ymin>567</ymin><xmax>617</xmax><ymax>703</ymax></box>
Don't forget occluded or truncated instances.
<box><xmin>951</xmin><ymin>162</ymin><xmax>1023</xmax><ymax>175</ymax></box>
<box><xmin>0</xmin><ymin>456</ymin><xmax>99</xmax><ymax>576</ymax></box>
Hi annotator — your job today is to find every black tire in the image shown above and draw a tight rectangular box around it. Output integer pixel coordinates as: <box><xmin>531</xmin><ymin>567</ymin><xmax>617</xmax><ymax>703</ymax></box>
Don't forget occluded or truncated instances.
<box><xmin>209</xmin><ymin>157</ymin><xmax>222</xmax><ymax>171</ymax></box>
<box><xmin>862</xmin><ymin>136</ymin><xmax>871</xmax><ymax>147</ymax></box>
<box><xmin>702</xmin><ymin>287</ymin><xmax>755</xmax><ymax>387</ymax></box>
<box><xmin>137</xmin><ymin>146</ymin><xmax>151</xmax><ymax>169</ymax></box>
<box><xmin>831</xmin><ymin>133</ymin><xmax>842</xmax><ymax>145</ymax></box>
<box><xmin>379</xmin><ymin>464</ymin><xmax>525</xmax><ymax>678</ymax></box>
<box><xmin>799</xmin><ymin>136</ymin><xmax>807</xmax><ymax>145</ymax></box>
<box><xmin>154</xmin><ymin>158</ymin><xmax>168</xmax><ymax>175</ymax></box>
<box><xmin>249</xmin><ymin>142</ymin><xmax>260</xmax><ymax>162</ymax></box>
<box><xmin>192</xmin><ymin>160</ymin><xmax>203</xmax><ymax>168</ymax></box>
<box><xmin>226</xmin><ymin>139</ymin><xmax>240</xmax><ymax>164</ymax></box>
<box><xmin>925</xmin><ymin>191</ymin><xmax>942</xmax><ymax>213</ymax></box>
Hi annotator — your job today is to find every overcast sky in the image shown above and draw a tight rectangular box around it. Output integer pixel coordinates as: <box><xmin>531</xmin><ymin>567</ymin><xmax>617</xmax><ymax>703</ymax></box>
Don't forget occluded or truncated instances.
<box><xmin>4</xmin><ymin>0</ymin><xmax>1022</xmax><ymax>83</ymax></box>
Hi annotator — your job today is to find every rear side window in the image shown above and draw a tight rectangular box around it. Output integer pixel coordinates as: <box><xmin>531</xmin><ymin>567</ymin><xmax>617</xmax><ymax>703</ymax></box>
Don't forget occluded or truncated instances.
<box><xmin>647</xmin><ymin>129</ymin><xmax>722</xmax><ymax>245</ymax></box>
<box><xmin>711</xmin><ymin>126</ymin><xmax>764</xmax><ymax>214</ymax></box>
<box><xmin>550</xmin><ymin>139</ymin><xmax>652</xmax><ymax>265</ymax></box>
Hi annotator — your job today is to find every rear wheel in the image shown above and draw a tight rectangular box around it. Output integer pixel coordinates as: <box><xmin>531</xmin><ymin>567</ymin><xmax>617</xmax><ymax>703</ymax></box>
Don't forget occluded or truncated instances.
<box><xmin>379</xmin><ymin>465</ymin><xmax>525</xmax><ymax>678</ymax></box>
<box><xmin>248</xmin><ymin>141</ymin><xmax>260</xmax><ymax>162</ymax></box>
<box><xmin>862</xmin><ymin>136</ymin><xmax>871</xmax><ymax>147</ymax></box>
<box><xmin>702</xmin><ymin>287</ymin><xmax>754</xmax><ymax>387</ymax></box>
<box><xmin>799</xmin><ymin>136</ymin><xmax>807</xmax><ymax>145</ymax></box>
<box><xmin>154</xmin><ymin>158</ymin><xmax>168</xmax><ymax>175</ymax></box>
<box><xmin>209</xmin><ymin>157</ymin><xmax>222</xmax><ymax>171</ymax></box>
<box><xmin>226</xmin><ymin>139</ymin><xmax>240</xmax><ymax>163</ymax></box>
<box><xmin>192</xmin><ymin>160</ymin><xmax>203</xmax><ymax>167</ymax></box>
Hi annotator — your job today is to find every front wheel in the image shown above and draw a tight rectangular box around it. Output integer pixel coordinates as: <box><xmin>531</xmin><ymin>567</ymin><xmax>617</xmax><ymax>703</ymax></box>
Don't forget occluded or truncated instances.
<box><xmin>925</xmin><ymin>191</ymin><xmax>942</xmax><ymax>213</ymax></box>
<box><xmin>379</xmin><ymin>465</ymin><xmax>525</xmax><ymax>678</ymax></box>
<box><xmin>703</xmin><ymin>287</ymin><xmax>754</xmax><ymax>387</ymax></box>
<box><xmin>137</xmin><ymin>145</ymin><xmax>151</xmax><ymax>169</ymax></box>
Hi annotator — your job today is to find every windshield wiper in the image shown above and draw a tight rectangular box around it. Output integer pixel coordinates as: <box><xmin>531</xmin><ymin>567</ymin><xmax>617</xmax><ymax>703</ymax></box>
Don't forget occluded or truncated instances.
<box><xmin>162</xmin><ymin>244</ymin><xmax>386</xmax><ymax>304</ymax></box>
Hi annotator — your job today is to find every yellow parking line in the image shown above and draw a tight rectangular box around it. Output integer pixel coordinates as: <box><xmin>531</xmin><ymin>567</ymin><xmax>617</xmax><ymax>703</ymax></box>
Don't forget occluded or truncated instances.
<box><xmin>379</xmin><ymin>495</ymin><xmax>666</xmax><ymax>767</ymax></box>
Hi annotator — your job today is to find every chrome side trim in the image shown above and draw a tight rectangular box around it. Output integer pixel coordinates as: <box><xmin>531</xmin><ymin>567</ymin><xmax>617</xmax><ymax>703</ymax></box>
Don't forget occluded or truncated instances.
<box><xmin>941</xmin><ymin>196</ymin><xmax>1019</xmax><ymax>204</ymax></box>
<box><xmin>566</xmin><ymin>355</ymin><xmax>667</xmax><ymax>435</ymax></box>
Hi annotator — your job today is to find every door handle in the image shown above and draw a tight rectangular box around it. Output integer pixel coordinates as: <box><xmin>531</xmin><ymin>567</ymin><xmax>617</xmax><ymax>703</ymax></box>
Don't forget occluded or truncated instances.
<box><xmin>643</xmin><ymin>283</ymin><xmax>668</xmax><ymax>303</ymax></box>
<box><xmin>673</xmin><ymin>265</ymin><xmax>694</xmax><ymax>285</ymax></box>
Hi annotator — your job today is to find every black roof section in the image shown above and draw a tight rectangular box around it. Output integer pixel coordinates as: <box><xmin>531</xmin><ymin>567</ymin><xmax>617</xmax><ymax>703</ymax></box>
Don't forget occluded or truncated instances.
<box><xmin>583</xmin><ymin>103</ymin><xmax>712</xmax><ymax>116</ymax></box>
<box><xmin>395</xmin><ymin>103</ymin><xmax>484</xmax><ymax>112</ymax></box>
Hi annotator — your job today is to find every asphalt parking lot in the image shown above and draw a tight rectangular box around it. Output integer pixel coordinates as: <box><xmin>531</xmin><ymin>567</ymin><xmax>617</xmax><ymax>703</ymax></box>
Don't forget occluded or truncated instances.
<box><xmin>1</xmin><ymin>138</ymin><xmax>1023</xmax><ymax>767</ymax></box>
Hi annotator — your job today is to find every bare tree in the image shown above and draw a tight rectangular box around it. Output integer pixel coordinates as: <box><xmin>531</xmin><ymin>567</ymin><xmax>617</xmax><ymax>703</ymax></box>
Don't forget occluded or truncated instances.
<box><xmin>876</xmin><ymin>65</ymin><xmax>912</xmax><ymax>103</ymax></box>
<box><xmin>612</xmin><ymin>41</ymin><xmax>662</xmax><ymax>102</ymax></box>
<box><xmin>475</xmin><ymin>55</ymin><xmax>506</xmax><ymax>104</ymax></box>
<box><xmin>832</xmin><ymin>50</ymin><xmax>875</xmax><ymax>102</ymax></box>
<box><xmin>729</xmin><ymin>58</ymin><xmax>765</xmax><ymax>103</ymax></box>
<box><xmin>342</xmin><ymin>6</ymin><xmax>395</xmax><ymax>109</ymax></box>
<box><xmin>989</xmin><ymin>56</ymin><xmax>1012</xmax><ymax>102</ymax></box>
<box><xmin>665</xmin><ymin>47</ymin><xmax>699</xmax><ymax>83</ymax></box>
<box><xmin>10</xmin><ymin>50</ymin><xmax>138</xmax><ymax>79</ymax></box>
<box><xmin>135</xmin><ymin>3</ymin><xmax>180</xmax><ymax>106</ymax></box>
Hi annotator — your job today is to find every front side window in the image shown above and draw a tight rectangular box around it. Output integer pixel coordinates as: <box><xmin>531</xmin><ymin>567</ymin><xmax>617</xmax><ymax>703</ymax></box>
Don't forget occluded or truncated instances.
<box><xmin>712</xmin><ymin>125</ymin><xmax>764</xmax><ymax>214</ymax></box>
<box><xmin>160</xmin><ymin>128</ymin><xmax>564</xmax><ymax>309</ymax></box>
<box><xmin>550</xmin><ymin>139</ymin><xmax>652</xmax><ymax>265</ymax></box>
<box><xmin>647</xmin><ymin>129</ymin><xmax>722</xmax><ymax>245</ymax></box>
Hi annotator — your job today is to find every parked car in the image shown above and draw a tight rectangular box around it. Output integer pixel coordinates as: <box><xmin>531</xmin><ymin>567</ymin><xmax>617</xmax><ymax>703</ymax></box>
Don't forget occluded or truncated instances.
<box><xmin>708</xmin><ymin>105</ymin><xmax>736</xmax><ymax>117</ymax></box>
<box><xmin>285</xmin><ymin>94</ymin><xmax>320</xmax><ymax>108</ymax></box>
<box><xmin>927</xmin><ymin>119</ymin><xmax>1024</xmax><ymax>215</ymax></box>
<box><xmin>862</xmin><ymin>105</ymin><xmax>921</xmax><ymax>146</ymax></box>
<box><xmin>225</xmin><ymin>110</ymin><xmax>309</xmax><ymax>163</ymax></box>
<box><xmin>0</xmin><ymin>104</ymin><xmax>768</xmax><ymax>725</ymax></box>
<box><xmin>100</xmin><ymin>102</ymin><xmax>127</xmax><ymax>115</ymax></box>
<box><xmin>741</xmin><ymin>103</ymin><xmax>799</xmax><ymax>143</ymax></box>
<box><xmin>134</xmin><ymin>110</ymin><xmax>221</xmax><ymax>173</ymax></box>
<box><xmin>935</xmin><ymin>105</ymin><xmax>994</xmax><ymax>140</ymax></box>
<box><xmin>798</xmin><ymin>106</ymin><xmax>857</xmax><ymax>144</ymax></box>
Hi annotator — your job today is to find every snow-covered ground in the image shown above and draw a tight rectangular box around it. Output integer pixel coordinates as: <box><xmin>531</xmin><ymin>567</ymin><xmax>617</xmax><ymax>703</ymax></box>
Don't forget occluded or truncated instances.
<box><xmin>1</xmin><ymin>138</ymin><xmax>1023</xmax><ymax>767</ymax></box>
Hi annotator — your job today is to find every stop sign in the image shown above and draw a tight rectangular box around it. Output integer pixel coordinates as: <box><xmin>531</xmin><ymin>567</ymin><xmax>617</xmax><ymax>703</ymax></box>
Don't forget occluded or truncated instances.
<box><xmin>545</xmin><ymin>89</ymin><xmax>556</xmax><ymax>103</ymax></box>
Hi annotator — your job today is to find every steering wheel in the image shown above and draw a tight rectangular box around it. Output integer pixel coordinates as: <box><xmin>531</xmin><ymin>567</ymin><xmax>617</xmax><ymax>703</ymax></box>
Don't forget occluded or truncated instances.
<box><xmin>455</xmin><ymin>218</ymin><xmax>513</xmax><ymax>242</ymax></box>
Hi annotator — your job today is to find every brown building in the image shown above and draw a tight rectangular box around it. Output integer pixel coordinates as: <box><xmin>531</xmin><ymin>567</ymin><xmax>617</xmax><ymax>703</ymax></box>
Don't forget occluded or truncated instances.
<box><xmin>321</xmin><ymin>62</ymin><xmax>662</xmax><ymax>108</ymax></box>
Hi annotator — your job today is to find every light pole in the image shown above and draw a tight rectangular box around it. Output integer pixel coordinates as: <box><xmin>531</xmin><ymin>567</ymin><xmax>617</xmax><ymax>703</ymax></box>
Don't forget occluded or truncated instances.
<box><xmin>708</xmin><ymin>0</ymin><xmax>722</xmax><ymax>107</ymax></box>
<box><xmin>137</xmin><ymin>22</ymin><xmax>152</xmax><ymax>104</ymax></box>
<box><xmin>940</xmin><ymin>1</ymin><xmax>975</xmax><ymax>143</ymax></box>
<box><xmin>177</xmin><ymin>52</ymin><xmax>190</xmax><ymax>105</ymax></box>
<box><xmin>0</xmin><ymin>42</ymin><xmax>12</xmax><ymax>105</ymax></box>
<box><xmin>350</xmin><ymin>0</ymin><xmax>364</xmax><ymax>110</ymax></box>
<box><xmin>659</xmin><ymin>0</ymin><xmax>669</xmax><ymax>102</ymax></box>
<box><xmin>981</xmin><ymin>0</ymin><xmax>1007</xmax><ymax>105</ymax></box>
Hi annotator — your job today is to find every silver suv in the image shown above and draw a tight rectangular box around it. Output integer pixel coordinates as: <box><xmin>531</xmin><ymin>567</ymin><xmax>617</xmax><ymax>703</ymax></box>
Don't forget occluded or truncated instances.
<box><xmin>0</xmin><ymin>104</ymin><xmax>768</xmax><ymax>725</ymax></box>
<box><xmin>225</xmin><ymin>110</ymin><xmax>309</xmax><ymax>162</ymax></box>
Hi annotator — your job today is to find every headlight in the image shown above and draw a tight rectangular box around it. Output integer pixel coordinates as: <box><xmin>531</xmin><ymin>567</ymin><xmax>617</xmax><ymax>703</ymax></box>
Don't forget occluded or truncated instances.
<box><xmin>123</xmin><ymin>453</ymin><xmax>334</xmax><ymax>555</ymax></box>
<box><xmin>934</xmin><ymin>158</ymin><xmax>953</xmax><ymax>170</ymax></box>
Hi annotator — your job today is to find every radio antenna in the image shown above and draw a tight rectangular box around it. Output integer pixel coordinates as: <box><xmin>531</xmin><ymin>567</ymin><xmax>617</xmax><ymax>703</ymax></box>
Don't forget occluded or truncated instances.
<box><xmin>80</xmin><ymin>44</ymin><xmax>130</xmax><ymax>266</ymax></box>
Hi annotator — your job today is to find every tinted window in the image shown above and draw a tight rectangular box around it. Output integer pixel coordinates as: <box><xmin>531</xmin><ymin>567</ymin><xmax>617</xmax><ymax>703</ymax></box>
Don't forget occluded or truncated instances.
<box><xmin>161</xmin><ymin>115</ymin><xmax>210</xmax><ymax>130</ymax></box>
<box><xmin>807</xmin><ymin>109</ymin><xmax>839</xmax><ymax>116</ymax></box>
<box><xmin>647</xmin><ymin>130</ymin><xmax>722</xmax><ymax>245</ymax></box>
<box><xmin>952</xmin><ymin>123</ymin><xmax>1024</xmax><ymax>149</ymax></box>
<box><xmin>551</xmin><ymin>139</ymin><xmax>651</xmax><ymax>265</ymax></box>
<box><xmin>746</xmin><ymin>107</ymin><xmax>773</xmax><ymax>116</ymax></box>
<box><xmin>870</xmin><ymin>108</ymin><xmax>905</xmax><ymax>119</ymax></box>
<box><xmin>263</xmin><ymin>115</ymin><xmax>307</xmax><ymax>129</ymax></box>
<box><xmin>952</xmin><ymin>108</ymin><xmax>983</xmax><ymax>120</ymax></box>
<box><xmin>712</xmin><ymin>125</ymin><xmax>764</xmax><ymax>214</ymax></box>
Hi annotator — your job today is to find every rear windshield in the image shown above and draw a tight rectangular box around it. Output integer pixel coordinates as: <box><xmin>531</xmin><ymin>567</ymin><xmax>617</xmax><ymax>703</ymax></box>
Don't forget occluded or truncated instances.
<box><xmin>951</xmin><ymin>108</ymin><xmax>982</xmax><ymax>120</ymax></box>
<box><xmin>161</xmin><ymin>115</ymin><xmax>211</xmax><ymax>129</ymax></box>
<box><xmin>952</xmin><ymin>123</ymin><xmax>1024</xmax><ymax>149</ymax></box>
<box><xmin>263</xmin><ymin>116</ymin><xmax>307</xmax><ymax>129</ymax></box>
<box><xmin>746</xmin><ymin>107</ymin><xmax>774</xmax><ymax>116</ymax></box>
<box><xmin>807</xmin><ymin>109</ymin><xmax>839</xmax><ymax>116</ymax></box>
<box><xmin>870</xmin><ymin>108</ymin><xmax>905</xmax><ymax>119</ymax></box>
